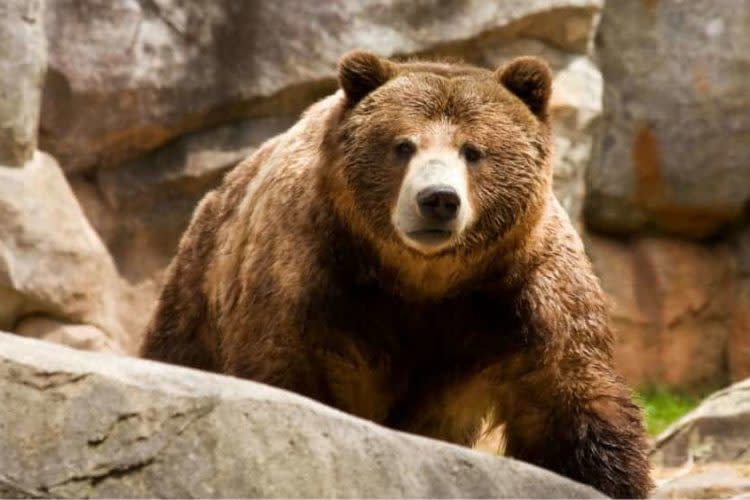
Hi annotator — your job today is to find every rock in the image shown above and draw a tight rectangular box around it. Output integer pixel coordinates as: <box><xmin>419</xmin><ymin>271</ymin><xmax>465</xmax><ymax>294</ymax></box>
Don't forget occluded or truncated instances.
<box><xmin>41</xmin><ymin>0</ymin><xmax>602</xmax><ymax>173</ymax></box>
<box><xmin>97</xmin><ymin>116</ymin><xmax>295</xmax><ymax>213</ymax></box>
<box><xmin>730</xmin><ymin>227</ymin><xmax>750</xmax><ymax>382</ymax></box>
<box><xmin>0</xmin><ymin>332</ymin><xmax>604</xmax><ymax>498</ymax></box>
<box><xmin>585</xmin><ymin>233</ymin><xmax>733</xmax><ymax>389</ymax></box>
<box><xmin>0</xmin><ymin>0</ymin><xmax>46</xmax><ymax>166</ymax></box>
<box><xmin>730</xmin><ymin>278</ymin><xmax>750</xmax><ymax>383</ymax></box>
<box><xmin>585</xmin><ymin>0</ymin><xmax>750</xmax><ymax>238</ymax></box>
<box><xmin>653</xmin><ymin>463</ymin><xmax>750</xmax><ymax>499</ymax></box>
<box><xmin>15</xmin><ymin>316</ymin><xmax>124</xmax><ymax>354</ymax></box>
<box><xmin>0</xmin><ymin>152</ymin><xmax>124</xmax><ymax>347</ymax></box>
<box><xmin>548</xmin><ymin>56</ymin><xmax>601</xmax><ymax>224</ymax></box>
<box><xmin>651</xmin><ymin>378</ymin><xmax>750</xmax><ymax>468</ymax></box>
<box><xmin>651</xmin><ymin>377</ymin><xmax>750</xmax><ymax>498</ymax></box>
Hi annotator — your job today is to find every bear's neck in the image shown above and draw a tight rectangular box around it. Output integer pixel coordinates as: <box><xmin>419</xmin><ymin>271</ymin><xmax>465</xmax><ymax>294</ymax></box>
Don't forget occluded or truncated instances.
<box><xmin>319</xmin><ymin>204</ymin><xmax>533</xmax><ymax>302</ymax></box>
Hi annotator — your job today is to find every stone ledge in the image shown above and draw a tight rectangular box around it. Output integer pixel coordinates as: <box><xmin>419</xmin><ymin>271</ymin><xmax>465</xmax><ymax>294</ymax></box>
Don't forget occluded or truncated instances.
<box><xmin>0</xmin><ymin>332</ymin><xmax>603</xmax><ymax>498</ymax></box>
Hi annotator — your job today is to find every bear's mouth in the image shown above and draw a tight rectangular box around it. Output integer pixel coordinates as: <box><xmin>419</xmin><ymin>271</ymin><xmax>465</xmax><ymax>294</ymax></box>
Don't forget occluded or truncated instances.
<box><xmin>406</xmin><ymin>228</ymin><xmax>454</xmax><ymax>246</ymax></box>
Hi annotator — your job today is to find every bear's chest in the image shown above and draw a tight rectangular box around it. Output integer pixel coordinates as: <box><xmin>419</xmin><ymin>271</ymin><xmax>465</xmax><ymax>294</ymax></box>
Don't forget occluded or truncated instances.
<box><xmin>306</xmin><ymin>282</ymin><xmax>527</xmax><ymax>424</ymax></box>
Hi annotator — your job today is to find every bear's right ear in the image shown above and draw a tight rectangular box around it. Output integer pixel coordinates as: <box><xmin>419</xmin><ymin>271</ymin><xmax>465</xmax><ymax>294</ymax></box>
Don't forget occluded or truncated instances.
<box><xmin>338</xmin><ymin>51</ymin><xmax>394</xmax><ymax>106</ymax></box>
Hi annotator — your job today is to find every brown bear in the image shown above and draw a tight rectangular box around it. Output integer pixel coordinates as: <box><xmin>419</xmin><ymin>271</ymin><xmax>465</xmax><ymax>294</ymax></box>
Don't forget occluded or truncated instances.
<box><xmin>141</xmin><ymin>51</ymin><xmax>652</xmax><ymax>497</ymax></box>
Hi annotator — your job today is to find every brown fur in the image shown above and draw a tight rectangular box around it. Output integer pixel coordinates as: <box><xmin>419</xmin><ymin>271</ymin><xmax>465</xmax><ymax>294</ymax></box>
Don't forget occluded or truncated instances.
<box><xmin>141</xmin><ymin>52</ymin><xmax>652</xmax><ymax>497</ymax></box>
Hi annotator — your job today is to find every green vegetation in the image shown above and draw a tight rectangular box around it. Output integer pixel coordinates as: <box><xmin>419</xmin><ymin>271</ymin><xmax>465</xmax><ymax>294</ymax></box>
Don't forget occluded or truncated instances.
<box><xmin>635</xmin><ymin>386</ymin><xmax>703</xmax><ymax>436</ymax></box>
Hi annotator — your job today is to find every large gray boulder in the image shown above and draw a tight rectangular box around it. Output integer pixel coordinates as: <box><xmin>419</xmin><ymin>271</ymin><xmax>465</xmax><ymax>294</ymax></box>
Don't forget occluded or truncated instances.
<box><xmin>0</xmin><ymin>0</ymin><xmax>46</xmax><ymax>166</ymax></box>
<box><xmin>0</xmin><ymin>152</ymin><xmax>124</xmax><ymax>347</ymax></box>
<box><xmin>585</xmin><ymin>0</ymin><xmax>750</xmax><ymax>238</ymax></box>
<box><xmin>41</xmin><ymin>0</ymin><xmax>602</xmax><ymax>172</ymax></box>
<box><xmin>0</xmin><ymin>332</ymin><xmax>604</xmax><ymax>498</ymax></box>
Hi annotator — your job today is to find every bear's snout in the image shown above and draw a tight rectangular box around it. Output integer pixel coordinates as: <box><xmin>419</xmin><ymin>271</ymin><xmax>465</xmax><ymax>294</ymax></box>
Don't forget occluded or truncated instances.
<box><xmin>391</xmin><ymin>154</ymin><xmax>473</xmax><ymax>253</ymax></box>
<box><xmin>417</xmin><ymin>185</ymin><xmax>460</xmax><ymax>222</ymax></box>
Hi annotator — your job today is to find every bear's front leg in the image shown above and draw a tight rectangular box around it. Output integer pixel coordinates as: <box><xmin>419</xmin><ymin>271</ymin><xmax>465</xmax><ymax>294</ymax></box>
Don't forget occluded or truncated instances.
<box><xmin>500</xmin><ymin>357</ymin><xmax>652</xmax><ymax>498</ymax></box>
<box><xmin>499</xmin><ymin>239</ymin><xmax>653</xmax><ymax>498</ymax></box>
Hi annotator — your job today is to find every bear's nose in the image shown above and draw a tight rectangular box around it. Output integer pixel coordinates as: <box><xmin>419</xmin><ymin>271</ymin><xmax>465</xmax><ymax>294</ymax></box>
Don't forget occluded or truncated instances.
<box><xmin>417</xmin><ymin>186</ymin><xmax>460</xmax><ymax>222</ymax></box>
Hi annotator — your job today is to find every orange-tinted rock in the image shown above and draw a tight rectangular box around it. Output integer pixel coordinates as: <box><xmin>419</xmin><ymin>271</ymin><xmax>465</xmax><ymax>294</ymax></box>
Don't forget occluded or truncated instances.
<box><xmin>729</xmin><ymin>228</ymin><xmax>750</xmax><ymax>381</ymax></box>
<box><xmin>729</xmin><ymin>279</ymin><xmax>750</xmax><ymax>382</ymax></box>
<box><xmin>585</xmin><ymin>233</ymin><xmax>733</xmax><ymax>390</ymax></box>
<box><xmin>585</xmin><ymin>0</ymin><xmax>750</xmax><ymax>238</ymax></box>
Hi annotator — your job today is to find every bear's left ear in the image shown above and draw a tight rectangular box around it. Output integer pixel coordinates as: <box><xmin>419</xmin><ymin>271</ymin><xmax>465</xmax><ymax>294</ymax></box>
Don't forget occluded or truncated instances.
<box><xmin>495</xmin><ymin>56</ymin><xmax>552</xmax><ymax>120</ymax></box>
<box><xmin>338</xmin><ymin>50</ymin><xmax>394</xmax><ymax>106</ymax></box>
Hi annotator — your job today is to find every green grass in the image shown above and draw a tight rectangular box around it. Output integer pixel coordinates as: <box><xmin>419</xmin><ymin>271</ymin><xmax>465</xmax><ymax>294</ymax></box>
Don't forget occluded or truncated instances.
<box><xmin>635</xmin><ymin>387</ymin><xmax>702</xmax><ymax>437</ymax></box>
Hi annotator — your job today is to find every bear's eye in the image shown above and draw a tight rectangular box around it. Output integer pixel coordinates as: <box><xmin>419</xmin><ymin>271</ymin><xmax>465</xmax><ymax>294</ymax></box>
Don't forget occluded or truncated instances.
<box><xmin>394</xmin><ymin>139</ymin><xmax>417</xmax><ymax>159</ymax></box>
<box><xmin>461</xmin><ymin>143</ymin><xmax>483</xmax><ymax>164</ymax></box>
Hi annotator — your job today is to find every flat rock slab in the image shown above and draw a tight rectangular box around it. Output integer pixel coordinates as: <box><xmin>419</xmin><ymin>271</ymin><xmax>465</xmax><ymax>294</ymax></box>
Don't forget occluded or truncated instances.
<box><xmin>0</xmin><ymin>332</ymin><xmax>604</xmax><ymax>498</ymax></box>
<box><xmin>653</xmin><ymin>463</ymin><xmax>750</xmax><ymax>499</ymax></box>
<box><xmin>652</xmin><ymin>378</ymin><xmax>750</xmax><ymax>468</ymax></box>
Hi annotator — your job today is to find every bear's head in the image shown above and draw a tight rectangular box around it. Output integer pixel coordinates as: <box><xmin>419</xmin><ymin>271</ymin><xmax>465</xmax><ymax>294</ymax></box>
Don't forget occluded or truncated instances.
<box><xmin>326</xmin><ymin>51</ymin><xmax>553</xmax><ymax>286</ymax></box>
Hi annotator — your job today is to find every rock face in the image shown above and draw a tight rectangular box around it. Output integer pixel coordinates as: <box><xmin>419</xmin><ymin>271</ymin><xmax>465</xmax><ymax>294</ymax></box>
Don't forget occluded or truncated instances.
<box><xmin>585</xmin><ymin>233</ymin><xmax>734</xmax><ymax>389</ymax></box>
<box><xmin>41</xmin><ymin>0</ymin><xmax>602</xmax><ymax>172</ymax></box>
<box><xmin>653</xmin><ymin>463</ymin><xmax>750</xmax><ymax>499</ymax></box>
<box><xmin>651</xmin><ymin>379</ymin><xmax>750</xmax><ymax>498</ymax></box>
<box><xmin>15</xmin><ymin>316</ymin><xmax>124</xmax><ymax>354</ymax></box>
<box><xmin>0</xmin><ymin>0</ymin><xmax>46</xmax><ymax>166</ymax></box>
<box><xmin>549</xmin><ymin>56</ymin><xmax>601</xmax><ymax>224</ymax></box>
<box><xmin>652</xmin><ymin>378</ymin><xmax>750</xmax><ymax>468</ymax></box>
<box><xmin>586</xmin><ymin>0</ymin><xmax>750</xmax><ymax>238</ymax></box>
<box><xmin>0</xmin><ymin>332</ymin><xmax>603</xmax><ymax>498</ymax></box>
<box><xmin>0</xmin><ymin>152</ymin><xmax>124</xmax><ymax>347</ymax></box>
<box><xmin>730</xmin><ymin>229</ymin><xmax>750</xmax><ymax>382</ymax></box>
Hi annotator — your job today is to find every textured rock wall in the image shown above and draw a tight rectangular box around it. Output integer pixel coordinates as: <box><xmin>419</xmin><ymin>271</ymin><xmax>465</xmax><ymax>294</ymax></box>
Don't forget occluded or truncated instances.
<box><xmin>41</xmin><ymin>0</ymin><xmax>602</xmax><ymax>173</ymax></box>
<box><xmin>0</xmin><ymin>0</ymin><xmax>46</xmax><ymax>166</ymax></box>
<box><xmin>586</xmin><ymin>0</ymin><xmax>750</xmax><ymax>238</ymax></box>
<box><xmin>585</xmin><ymin>0</ymin><xmax>750</xmax><ymax>389</ymax></box>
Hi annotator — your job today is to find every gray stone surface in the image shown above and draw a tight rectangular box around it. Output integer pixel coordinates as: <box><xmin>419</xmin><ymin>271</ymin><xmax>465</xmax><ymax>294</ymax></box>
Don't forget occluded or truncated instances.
<box><xmin>653</xmin><ymin>464</ymin><xmax>750</xmax><ymax>499</ymax></box>
<box><xmin>0</xmin><ymin>0</ymin><xmax>46</xmax><ymax>166</ymax></box>
<box><xmin>586</xmin><ymin>0</ymin><xmax>750</xmax><ymax>238</ymax></box>
<box><xmin>15</xmin><ymin>316</ymin><xmax>124</xmax><ymax>354</ymax></box>
<box><xmin>0</xmin><ymin>332</ymin><xmax>604</xmax><ymax>498</ymax></box>
<box><xmin>41</xmin><ymin>0</ymin><xmax>602</xmax><ymax>172</ymax></box>
<box><xmin>549</xmin><ymin>56</ymin><xmax>601</xmax><ymax>224</ymax></box>
<box><xmin>0</xmin><ymin>152</ymin><xmax>124</xmax><ymax>345</ymax></box>
<box><xmin>652</xmin><ymin>378</ymin><xmax>750</xmax><ymax>468</ymax></box>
